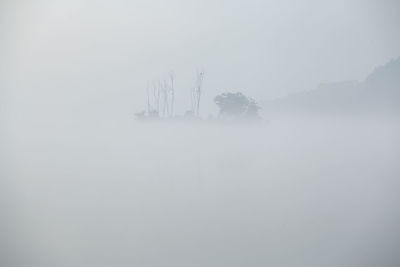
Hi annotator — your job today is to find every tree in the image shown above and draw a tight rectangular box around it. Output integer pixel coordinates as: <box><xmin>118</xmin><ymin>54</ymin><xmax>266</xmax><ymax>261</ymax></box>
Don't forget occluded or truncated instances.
<box><xmin>168</xmin><ymin>72</ymin><xmax>175</xmax><ymax>117</ymax></box>
<box><xmin>190</xmin><ymin>71</ymin><xmax>204</xmax><ymax>117</ymax></box>
<box><xmin>214</xmin><ymin>92</ymin><xmax>261</xmax><ymax>119</ymax></box>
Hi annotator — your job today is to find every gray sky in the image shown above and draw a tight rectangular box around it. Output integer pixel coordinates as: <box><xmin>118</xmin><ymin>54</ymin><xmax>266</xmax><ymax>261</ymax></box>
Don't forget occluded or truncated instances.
<box><xmin>1</xmin><ymin>0</ymin><xmax>399</xmax><ymax>118</ymax></box>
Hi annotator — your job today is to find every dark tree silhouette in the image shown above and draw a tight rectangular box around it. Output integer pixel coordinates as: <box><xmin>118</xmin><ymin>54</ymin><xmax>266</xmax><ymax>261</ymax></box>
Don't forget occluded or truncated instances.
<box><xmin>214</xmin><ymin>92</ymin><xmax>261</xmax><ymax>119</ymax></box>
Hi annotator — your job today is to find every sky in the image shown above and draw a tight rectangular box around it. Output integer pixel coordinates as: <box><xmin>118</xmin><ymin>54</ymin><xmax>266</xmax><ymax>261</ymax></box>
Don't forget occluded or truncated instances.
<box><xmin>0</xmin><ymin>0</ymin><xmax>399</xmax><ymax>118</ymax></box>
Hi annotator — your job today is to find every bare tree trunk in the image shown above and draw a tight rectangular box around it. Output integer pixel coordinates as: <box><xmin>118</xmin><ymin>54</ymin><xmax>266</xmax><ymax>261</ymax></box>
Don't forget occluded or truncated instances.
<box><xmin>192</xmin><ymin>70</ymin><xmax>204</xmax><ymax>117</ymax></box>
<box><xmin>146</xmin><ymin>84</ymin><xmax>150</xmax><ymax>116</ymax></box>
<box><xmin>153</xmin><ymin>82</ymin><xmax>160</xmax><ymax>116</ymax></box>
<box><xmin>169</xmin><ymin>72</ymin><xmax>174</xmax><ymax>117</ymax></box>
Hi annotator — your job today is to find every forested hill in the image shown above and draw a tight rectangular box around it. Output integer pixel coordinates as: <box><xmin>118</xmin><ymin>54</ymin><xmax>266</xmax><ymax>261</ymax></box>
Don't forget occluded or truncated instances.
<box><xmin>262</xmin><ymin>57</ymin><xmax>400</xmax><ymax>115</ymax></box>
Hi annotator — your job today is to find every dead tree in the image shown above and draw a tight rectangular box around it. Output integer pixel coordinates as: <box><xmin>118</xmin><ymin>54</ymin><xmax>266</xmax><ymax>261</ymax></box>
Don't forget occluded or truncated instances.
<box><xmin>191</xmin><ymin>70</ymin><xmax>204</xmax><ymax>117</ymax></box>
<box><xmin>160</xmin><ymin>80</ymin><xmax>169</xmax><ymax>117</ymax></box>
<box><xmin>143</xmin><ymin>72</ymin><xmax>175</xmax><ymax>119</ymax></box>
<box><xmin>146</xmin><ymin>83</ymin><xmax>151</xmax><ymax>115</ymax></box>
<box><xmin>168</xmin><ymin>72</ymin><xmax>175</xmax><ymax>117</ymax></box>
<box><xmin>153</xmin><ymin>81</ymin><xmax>160</xmax><ymax>115</ymax></box>
<box><xmin>158</xmin><ymin>73</ymin><xmax>175</xmax><ymax>118</ymax></box>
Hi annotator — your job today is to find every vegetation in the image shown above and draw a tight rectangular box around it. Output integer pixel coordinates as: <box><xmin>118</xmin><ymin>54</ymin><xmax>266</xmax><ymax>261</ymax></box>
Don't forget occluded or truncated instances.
<box><xmin>214</xmin><ymin>92</ymin><xmax>261</xmax><ymax>120</ymax></box>
<box><xmin>136</xmin><ymin>72</ymin><xmax>262</xmax><ymax>122</ymax></box>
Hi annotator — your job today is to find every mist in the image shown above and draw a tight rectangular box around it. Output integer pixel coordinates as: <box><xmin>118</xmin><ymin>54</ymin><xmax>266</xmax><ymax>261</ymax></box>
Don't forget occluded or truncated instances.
<box><xmin>1</xmin><ymin>0</ymin><xmax>400</xmax><ymax>267</ymax></box>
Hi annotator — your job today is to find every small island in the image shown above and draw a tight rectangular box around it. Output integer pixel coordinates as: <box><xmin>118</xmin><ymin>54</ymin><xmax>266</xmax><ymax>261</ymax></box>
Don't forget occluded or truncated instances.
<box><xmin>135</xmin><ymin>72</ymin><xmax>262</xmax><ymax>122</ymax></box>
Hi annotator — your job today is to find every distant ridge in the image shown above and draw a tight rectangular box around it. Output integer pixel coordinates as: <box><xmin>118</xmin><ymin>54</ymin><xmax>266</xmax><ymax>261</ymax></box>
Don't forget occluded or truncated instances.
<box><xmin>262</xmin><ymin>57</ymin><xmax>400</xmax><ymax>115</ymax></box>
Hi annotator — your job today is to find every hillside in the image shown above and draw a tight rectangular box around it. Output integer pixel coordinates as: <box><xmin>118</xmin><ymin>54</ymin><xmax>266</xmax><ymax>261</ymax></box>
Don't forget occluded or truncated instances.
<box><xmin>263</xmin><ymin>57</ymin><xmax>400</xmax><ymax>115</ymax></box>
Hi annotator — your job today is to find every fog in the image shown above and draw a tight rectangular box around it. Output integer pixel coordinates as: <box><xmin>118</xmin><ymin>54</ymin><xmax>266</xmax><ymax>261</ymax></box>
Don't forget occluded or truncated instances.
<box><xmin>1</xmin><ymin>117</ymin><xmax>399</xmax><ymax>267</ymax></box>
<box><xmin>1</xmin><ymin>0</ymin><xmax>400</xmax><ymax>116</ymax></box>
<box><xmin>1</xmin><ymin>0</ymin><xmax>400</xmax><ymax>266</ymax></box>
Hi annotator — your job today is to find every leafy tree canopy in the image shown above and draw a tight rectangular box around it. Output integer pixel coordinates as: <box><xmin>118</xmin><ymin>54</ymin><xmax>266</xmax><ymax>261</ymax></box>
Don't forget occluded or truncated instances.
<box><xmin>214</xmin><ymin>92</ymin><xmax>261</xmax><ymax>119</ymax></box>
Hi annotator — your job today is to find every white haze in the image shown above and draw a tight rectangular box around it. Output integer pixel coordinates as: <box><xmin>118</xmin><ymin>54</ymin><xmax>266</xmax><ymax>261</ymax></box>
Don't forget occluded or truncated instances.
<box><xmin>2</xmin><ymin>118</ymin><xmax>400</xmax><ymax>267</ymax></box>
<box><xmin>1</xmin><ymin>1</ymin><xmax>400</xmax><ymax>267</ymax></box>
<box><xmin>1</xmin><ymin>0</ymin><xmax>400</xmax><ymax>118</ymax></box>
